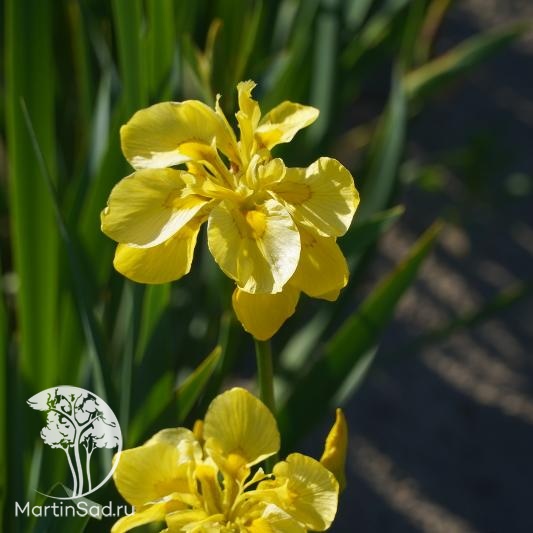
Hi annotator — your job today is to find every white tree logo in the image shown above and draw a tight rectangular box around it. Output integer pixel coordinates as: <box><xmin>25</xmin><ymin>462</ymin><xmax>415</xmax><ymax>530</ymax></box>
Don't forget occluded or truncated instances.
<box><xmin>27</xmin><ymin>386</ymin><xmax>122</xmax><ymax>500</ymax></box>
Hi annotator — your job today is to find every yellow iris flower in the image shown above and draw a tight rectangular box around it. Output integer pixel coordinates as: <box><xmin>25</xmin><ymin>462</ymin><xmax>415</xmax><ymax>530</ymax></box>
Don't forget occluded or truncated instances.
<box><xmin>112</xmin><ymin>388</ymin><xmax>343</xmax><ymax>532</ymax></box>
<box><xmin>101</xmin><ymin>81</ymin><xmax>359</xmax><ymax>340</ymax></box>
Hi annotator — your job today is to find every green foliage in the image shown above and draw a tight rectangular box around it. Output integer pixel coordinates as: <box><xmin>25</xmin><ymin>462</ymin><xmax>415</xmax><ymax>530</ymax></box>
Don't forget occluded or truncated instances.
<box><xmin>279</xmin><ymin>221</ymin><xmax>442</xmax><ymax>449</ymax></box>
<box><xmin>1</xmin><ymin>1</ymin><xmax>523</xmax><ymax>531</ymax></box>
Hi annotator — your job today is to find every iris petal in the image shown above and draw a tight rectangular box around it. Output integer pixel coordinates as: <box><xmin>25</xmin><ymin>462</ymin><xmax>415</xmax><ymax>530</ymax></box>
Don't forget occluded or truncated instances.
<box><xmin>273</xmin><ymin>157</ymin><xmax>359</xmax><ymax>237</ymax></box>
<box><xmin>289</xmin><ymin>227</ymin><xmax>348</xmax><ymax>299</ymax></box>
<box><xmin>121</xmin><ymin>100</ymin><xmax>238</xmax><ymax>169</ymax></box>
<box><xmin>113</xmin><ymin>220</ymin><xmax>202</xmax><ymax>284</ymax></box>
<box><xmin>256</xmin><ymin>101</ymin><xmax>319</xmax><ymax>150</ymax></box>
<box><xmin>203</xmin><ymin>388</ymin><xmax>280</xmax><ymax>468</ymax></box>
<box><xmin>207</xmin><ymin>199</ymin><xmax>300</xmax><ymax>294</ymax></box>
<box><xmin>113</xmin><ymin>428</ymin><xmax>201</xmax><ymax>508</ymax></box>
<box><xmin>236</xmin><ymin>80</ymin><xmax>262</xmax><ymax>161</ymax></box>
<box><xmin>320</xmin><ymin>409</ymin><xmax>348</xmax><ymax>492</ymax></box>
<box><xmin>111</xmin><ymin>501</ymin><xmax>168</xmax><ymax>533</ymax></box>
<box><xmin>266</xmin><ymin>453</ymin><xmax>339</xmax><ymax>531</ymax></box>
<box><xmin>232</xmin><ymin>286</ymin><xmax>300</xmax><ymax>341</ymax></box>
<box><xmin>101</xmin><ymin>168</ymin><xmax>210</xmax><ymax>248</ymax></box>
<box><xmin>250</xmin><ymin>505</ymin><xmax>307</xmax><ymax>533</ymax></box>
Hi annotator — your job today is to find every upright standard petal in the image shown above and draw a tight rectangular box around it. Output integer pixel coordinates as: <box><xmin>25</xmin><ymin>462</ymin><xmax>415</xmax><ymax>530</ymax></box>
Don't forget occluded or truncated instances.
<box><xmin>256</xmin><ymin>101</ymin><xmax>319</xmax><ymax>150</ymax></box>
<box><xmin>207</xmin><ymin>199</ymin><xmax>300</xmax><ymax>294</ymax></box>
<box><xmin>113</xmin><ymin>219</ymin><xmax>202</xmax><ymax>284</ymax></box>
<box><xmin>232</xmin><ymin>286</ymin><xmax>300</xmax><ymax>341</ymax></box>
<box><xmin>101</xmin><ymin>168</ymin><xmax>210</xmax><ymax>248</ymax></box>
<box><xmin>273</xmin><ymin>158</ymin><xmax>359</xmax><ymax>237</ymax></box>
<box><xmin>113</xmin><ymin>428</ymin><xmax>200</xmax><ymax>508</ymax></box>
<box><xmin>289</xmin><ymin>227</ymin><xmax>348</xmax><ymax>299</ymax></box>
<box><xmin>263</xmin><ymin>454</ymin><xmax>339</xmax><ymax>532</ymax></box>
<box><xmin>203</xmin><ymin>388</ymin><xmax>280</xmax><ymax>468</ymax></box>
<box><xmin>121</xmin><ymin>100</ymin><xmax>238</xmax><ymax>169</ymax></box>
<box><xmin>236</xmin><ymin>80</ymin><xmax>262</xmax><ymax>162</ymax></box>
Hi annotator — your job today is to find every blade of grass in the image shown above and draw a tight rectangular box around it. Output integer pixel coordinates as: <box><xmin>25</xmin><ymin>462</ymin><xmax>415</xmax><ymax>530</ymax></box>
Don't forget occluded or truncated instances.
<box><xmin>117</xmin><ymin>282</ymin><xmax>144</xmax><ymax>432</ymax></box>
<box><xmin>278</xmin><ymin>206</ymin><xmax>405</xmax><ymax>382</ymax></box>
<box><xmin>279</xmin><ymin>221</ymin><xmax>442</xmax><ymax>448</ymax></box>
<box><xmin>344</xmin><ymin>0</ymin><xmax>375</xmax><ymax>30</ymax></box>
<box><xmin>176</xmin><ymin>346</ymin><xmax>222</xmax><ymax>423</ymax></box>
<box><xmin>199</xmin><ymin>311</ymin><xmax>243</xmax><ymax>411</ymax></box>
<box><xmin>127</xmin><ymin>346</ymin><xmax>222</xmax><ymax>446</ymax></box>
<box><xmin>357</xmin><ymin>69</ymin><xmax>406</xmax><ymax>221</ymax></box>
<box><xmin>127</xmin><ymin>372</ymin><xmax>174</xmax><ymax>446</ymax></box>
<box><xmin>0</xmin><ymin>262</ymin><xmax>6</xmax><ymax>523</ymax></box>
<box><xmin>5</xmin><ymin>0</ymin><xmax>59</xmax><ymax>388</ymax></box>
<box><xmin>111</xmin><ymin>0</ymin><xmax>148</xmax><ymax>113</ymax></box>
<box><xmin>135</xmin><ymin>284</ymin><xmax>171</xmax><ymax>363</ymax></box>
<box><xmin>341</xmin><ymin>205</ymin><xmax>405</xmax><ymax>267</ymax></box>
<box><xmin>262</xmin><ymin>0</ymin><xmax>321</xmax><ymax>109</ymax></box>
<box><xmin>415</xmin><ymin>0</ymin><xmax>454</xmax><ymax>64</ymax></box>
<box><xmin>399</xmin><ymin>0</ymin><xmax>429</xmax><ymax>69</ymax></box>
<box><xmin>405</xmin><ymin>22</ymin><xmax>528</xmax><ymax>103</ymax></box>
<box><xmin>21</xmin><ymin>102</ymin><xmax>110</xmax><ymax>402</ymax></box>
<box><xmin>341</xmin><ymin>0</ymin><xmax>411</xmax><ymax>69</ymax></box>
<box><xmin>146</xmin><ymin>0</ymin><xmax>176</xmax><ymax>97</ymax></box>
<box><xmin>306</xmin><ymin>0</ymin><xmax>339</xmax><ymax>145</ymax></box>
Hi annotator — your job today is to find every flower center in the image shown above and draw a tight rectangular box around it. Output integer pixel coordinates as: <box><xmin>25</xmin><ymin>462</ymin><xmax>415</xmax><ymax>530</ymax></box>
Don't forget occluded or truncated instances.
<box><xmin>245</xmin><ymin>210</ymin><xmax>267</xmax><ymax>239</ymax></box>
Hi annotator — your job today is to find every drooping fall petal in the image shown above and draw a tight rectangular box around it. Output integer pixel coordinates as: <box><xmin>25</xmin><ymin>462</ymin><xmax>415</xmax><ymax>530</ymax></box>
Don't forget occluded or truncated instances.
<box><xmin>289</xmin><ymin>227</ymin><xmax>348</xmax><ymax>299</ymax></box>
<box><xmin>256</xmin><ymin>101</ymin><xmax>319</xmax><ymax>150</ymax></box>
<box><xmin>113</xmin><ymin>428</ymin><xmax>201</xmax><ymax>508</ymax></box>
<box><xmin>111</xmin><ymin>501</ymin><xmax>169</xmax><ymax>533</ymax></box>
<box><xmin>113</xmin><ymin>220</ymin><xmax>202</xmax><ymax>284</ymax></box>
<box><xmin>207</xmin><ymin>199</ymin><xmax>301</xmax><ymax>294</ymax></box>
<box><xmin>101</xmin><ymin>168</ymin><xmax>210</xmax><ymax>248</ymax></box>
<box><xmin>203</xmin><ymin>388</ymin><xmax>280</xmax><ymax>469</ymax></box>
<box><xmin>273</xmin><ymin>157</ymin><xmax>359</xmax><ymax>237</ymax></box>
<box><xmin>120</xmin><ymin>100</ymin><xmax>238</xmax><ymax>169</ymax></box>
<box><xmin>232</xmin><ymin>285</ymin><xmax>300</xmax><ymax>341</ymax></box>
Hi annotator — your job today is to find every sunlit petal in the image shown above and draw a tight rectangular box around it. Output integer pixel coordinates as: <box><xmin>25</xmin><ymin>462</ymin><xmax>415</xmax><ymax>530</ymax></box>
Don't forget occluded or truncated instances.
<box><xmin>101</xmin><ymin>168</ymin><xmax>210</xmax><ymax>247</ymax></box>
<box><xmin>232</xmin><ymin>286</ymin><xmax>300</xmax><ymax>341</ymax></box>
<box><xmin>113</xmin><ymin>428</ymin><xmax>201</xmax><ymax>508</ymax></box>
<box><xmin>250</xmin><ymin>505</ymin><xmax>306</xmax><ymax>533</ymax></box>
<box><xmin>207</xmin><ymin>199</ymin><xmax>300</xmax><ymax>294</ymax></box>
<box><xmin>236</xmin><ymin>80</ymin><xmax>262</xmax><ymax>160</ymax></box>
<box><xmin>121</xmin><ymin>100</ymin><xmax>238</xmax><ymax>169</ymax></box>
<box><xmin>111</xmin><ymin>501</ymin><xmax>168</xmax><ymax>533</ymax></box>
<box><xmin>113</xmin><ymin>220</ymin><xmax>202</xmax><ymax>284</ymax></box>
<box><xmin>166</xmin><ymin>510</ymin><xmax>222</xmax><ymax>531</ymax></box>
<box><xmin>273</xmin><ymin>157</ymin><xmax>359</xmax><ymax>237</ymax></box>
<box><xmin>259</xmin><ymin>453</ymin><xmax>338</xmax><ymax>531</ymax></box>
<box><xmin>203</xmin><ymin>388</ymin><xmax>280</xmax><ymax>468</ymax></box>
<box><xmin>289</xmin><ymin>227</ymin><xmax>348</xmax><ymax>298</ymax></box>
<box><xmin>256</xmin><ymin>101</ymin><xmax>319</xmax><ymax>150</ymax></box>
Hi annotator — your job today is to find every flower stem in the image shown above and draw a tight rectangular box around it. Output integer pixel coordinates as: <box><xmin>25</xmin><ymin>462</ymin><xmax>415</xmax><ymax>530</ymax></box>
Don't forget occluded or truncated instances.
<box><xmin>254</xmin><ymin>338</ymin><xmax>278</xmax><ymax>471</ymax></box>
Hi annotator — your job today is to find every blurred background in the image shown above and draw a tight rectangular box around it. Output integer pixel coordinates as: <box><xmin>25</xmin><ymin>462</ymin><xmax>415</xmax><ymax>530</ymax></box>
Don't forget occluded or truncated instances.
<box><xmin>1</xmin><ymin>1</ymin><xmax>532</xmax><ymax>532</ymax></box>
<box><xmin>333</xmin><ymin>2</ymin><xmax>533</xmax><ymax>532</ymax></box>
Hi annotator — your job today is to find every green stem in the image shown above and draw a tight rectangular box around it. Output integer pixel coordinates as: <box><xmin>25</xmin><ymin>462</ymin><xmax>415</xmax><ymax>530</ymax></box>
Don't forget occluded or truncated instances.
<box><xmin>254</xmin><ymin>338</ymin><xmax>278</xmax><ymax>471</ymax></box>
